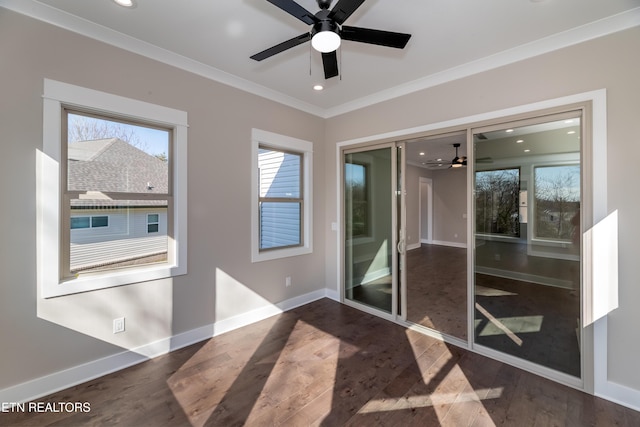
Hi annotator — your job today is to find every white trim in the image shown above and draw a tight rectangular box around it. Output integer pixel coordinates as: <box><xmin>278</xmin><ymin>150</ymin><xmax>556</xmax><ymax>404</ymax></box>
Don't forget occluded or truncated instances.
<box><xmin>431</xmin><ymin>240</ymin><xmax>467</xmax><ymax>249</ymax></box>
<box><xmin>0</xmin><ymin>289</ymin><xmax>329</xmax><ymax>404</ymax></box>
<box><xmin>2</xmin><ymin>1</ymin><xmax>638</xmax><ymax>118</ymax></box>
<box><xmin>39</xmin><ymin>79</ymin><xmax>188</xmax><ymax>298</ymax></box>
<box><xmin>251</xmin><ymin>129</ymin><xmax>313</xmax><ymax>263</ymax></box>
<box><xmin>324</xmin><ymin>9</ymin><xmax>640</xmax><ymax>117</ymax></box>
<box><xmin>0</xmin><ymin>0</ymin><xmax>324</xmax><ymax>117</ymax></box>
<box><xmin>406</xmin><ymin>243</ymin><xmax>421</xmax><ymax>251</ymax></box>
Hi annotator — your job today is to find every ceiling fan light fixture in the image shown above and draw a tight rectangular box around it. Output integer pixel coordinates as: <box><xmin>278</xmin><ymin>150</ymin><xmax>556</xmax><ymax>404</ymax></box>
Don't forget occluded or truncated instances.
<box><xmin>311</xmin><ymin>21</ymin><xmax>341</xmax><ymax>53</ymax></box>
<box><xmin>113</xmin><ymin>0</ymin><xmax>134</xmax><ymax>7</ymax></box>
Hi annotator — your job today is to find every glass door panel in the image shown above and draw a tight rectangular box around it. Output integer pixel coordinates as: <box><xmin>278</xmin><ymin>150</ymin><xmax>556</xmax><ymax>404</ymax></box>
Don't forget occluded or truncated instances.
<box><xmin>403</xmin><ymin>133</ymin><xmax>468</xmax><ymax>340</ymax></box>
<box><xmin>473</xmin><ymin>113</ymin><xmax>582</xmax><ymax>377</ymax></box>
<box><xmin>344</xmin><ymin>147</ymin><xmax>395</xmax><ymax>314</ymax></box>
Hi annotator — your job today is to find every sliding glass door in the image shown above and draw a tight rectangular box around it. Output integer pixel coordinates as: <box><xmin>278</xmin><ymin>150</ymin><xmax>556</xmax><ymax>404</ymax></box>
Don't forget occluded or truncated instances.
<box><xmin>344</xmin><ymin>145</ymin><xmax>398</xmax><ymax>315</ymax></box>
<box><xmin>472</xmin><ymin>112</ymin><xmax>582</xmax><ymax>378</ymax></box>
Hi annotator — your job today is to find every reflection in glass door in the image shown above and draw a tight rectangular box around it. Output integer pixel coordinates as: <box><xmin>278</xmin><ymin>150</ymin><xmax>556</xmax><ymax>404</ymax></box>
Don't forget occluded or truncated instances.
<box><xmin>344</xmin><ymin>146</ymin><xmax>396</xmax><ymax>314</ymax></box>
<box><xmin>473</xmin><ymin>113</ymin><xmax>582</xmax><ymax>378</ymax></box>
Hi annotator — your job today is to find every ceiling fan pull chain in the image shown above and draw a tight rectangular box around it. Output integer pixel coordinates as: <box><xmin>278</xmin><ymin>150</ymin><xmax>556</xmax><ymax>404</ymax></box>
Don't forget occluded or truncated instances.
<box><xmin>309</xmin><ymin>41</ymin><xmax>312</xmax><ymax>76</ymax></box>
<box><xmin>339</xmin><ymin>46</ymin><xmax>342</xmax><ymax>81</ymax></box>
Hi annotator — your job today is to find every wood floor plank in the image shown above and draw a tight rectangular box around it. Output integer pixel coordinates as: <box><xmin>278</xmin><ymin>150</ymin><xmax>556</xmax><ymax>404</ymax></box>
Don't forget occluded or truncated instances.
<box><xmin>2</xmin><ymin>299</ymin><xmax>639</xmax><ymax>427</ymax></box>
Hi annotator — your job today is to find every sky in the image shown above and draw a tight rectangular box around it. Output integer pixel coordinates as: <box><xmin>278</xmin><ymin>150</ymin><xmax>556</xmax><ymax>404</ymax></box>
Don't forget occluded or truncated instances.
<box><xmin>68</xmin><ymin>113</ymin><xmax>170</xmax><ymax>158</ymax></box>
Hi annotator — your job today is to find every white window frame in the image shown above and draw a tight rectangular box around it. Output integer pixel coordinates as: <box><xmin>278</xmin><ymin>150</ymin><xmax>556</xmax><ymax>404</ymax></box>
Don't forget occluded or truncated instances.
<box><xmin>38</xmin><ymin>79</ymin><xmax>188</xmax><ymax>298</ymax></box>
<box><xmin>251</xmin><ymin>129</ymin><xmax>313</xmax><ymax>262</ymax></box>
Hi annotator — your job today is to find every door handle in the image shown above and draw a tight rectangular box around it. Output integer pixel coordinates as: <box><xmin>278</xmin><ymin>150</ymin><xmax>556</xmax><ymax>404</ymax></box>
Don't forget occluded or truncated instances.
<box><xmin>397</xmin><ymin>239</ymin><xmax>405</xmax><ymax>255</ymax></box>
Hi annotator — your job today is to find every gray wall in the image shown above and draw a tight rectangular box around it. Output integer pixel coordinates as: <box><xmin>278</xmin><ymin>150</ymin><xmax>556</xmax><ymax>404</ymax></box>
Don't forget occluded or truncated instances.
<box><xmin>0</xmin><ymin>9</ymin><xmax>326</xmax><ymax>390</ymax></box>
<box><xmin>2</xmin><ymin>5</ymin><xmax>640</xmax><ymax>401</ymax></box>
<box><xmin>405</xmin><ymin>164</ymin><xmax>467</xmax><ymax>248</ymax></box>
<box><xmin>324</xmin><ymin>27</ymin><xmax>640</xmax><ymax>391</ymax></box>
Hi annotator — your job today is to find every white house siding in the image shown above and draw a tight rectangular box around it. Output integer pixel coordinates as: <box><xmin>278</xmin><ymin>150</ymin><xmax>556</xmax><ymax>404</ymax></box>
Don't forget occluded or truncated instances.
<box><xmin>260</xmin><ymin>202</ymin><xmax>301</xmax><ymax>249</ymax></box>
<box><xmin>258</xmin><ymin>148</ymin><xmax>302</xmax><ymax>249</ymax></box>
<box><xmin>70</xmin><ymin>207</ymin><xmax>167</xmax><ymax>271</ymax></box>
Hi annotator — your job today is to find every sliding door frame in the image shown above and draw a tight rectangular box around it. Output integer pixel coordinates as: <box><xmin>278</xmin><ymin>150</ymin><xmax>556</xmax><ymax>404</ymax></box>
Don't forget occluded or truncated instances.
<box><xmin>335</xmin><ymin>89</ymin><xmax>608</xmax><ymax>396</ymax></box>
<box><xmin>341</xmin><ymin>142</ymin><xmax>400</xmax><ymax>321</ymax></box>
<box><xmin>469</xmin><ymin>108</ymin><xmax>587</xmax><ymax>391</ymax></box>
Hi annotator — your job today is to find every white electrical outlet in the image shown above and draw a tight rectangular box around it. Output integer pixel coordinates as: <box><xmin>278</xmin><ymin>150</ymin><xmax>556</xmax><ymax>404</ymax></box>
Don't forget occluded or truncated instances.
<box><xmin>113</xmin><ymin>317</ymin><xmax>125</xmax><ymax>334</ymax></box>
<box><xmin>285</xmin><ymin>276</ymin><xmax>292</xmax><ymax>287</ymax></box>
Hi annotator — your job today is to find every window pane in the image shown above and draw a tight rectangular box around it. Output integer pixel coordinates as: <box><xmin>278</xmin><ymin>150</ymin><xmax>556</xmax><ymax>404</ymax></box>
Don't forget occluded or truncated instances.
<box><xmin>69</xmin><ymin>199</ymin><xmax>168</xmax><ymax>274</ymax></box>
<box><xmin>91</xmin><ymin>216</ymin><xmax>109</xmax><ymax>228</ymax></box>
<box><xmin>260</xmin><ymin>202</ymin><xmax>301</xmax><ymax>249</ymax></box>
<box><xmin>67</xmin><ymin>113</ymin><xmax>170</xmax><ymax>194</ymax></box>
<box><xmin>258</xmin><ymin>148</ymin><xmax>301</xmax><ymax>198</ymax></box>
<box><xmin>70</xmin><ymin>216</ymin><xmax>90</xmax><ymax>229</ymax></box>
<box><xmin>534</xmin><ymin>165</ymin><xmax>580</xmax><ymax>240</ymax></box>
<box><xmin>148</xmin><ymin>214</ymin><xmax>159</xmax><ymax>223</ymax></box>
<box><xmin>475</xmin><ymin>168</ymin><xmax>520</xmax><ymax>237</ymax></box>
<box><xmin>148</xmin><ymin>224</ymin><xmax>159</xmax><ymax>233</ymax></box>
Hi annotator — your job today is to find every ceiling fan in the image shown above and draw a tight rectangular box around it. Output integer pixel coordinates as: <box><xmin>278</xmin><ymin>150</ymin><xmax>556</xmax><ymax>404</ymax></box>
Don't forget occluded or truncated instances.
<box><xmin>251</xmin><ymin>0</ymin><xmax>412</xmax><ymax>79</ymax></box>
<box><xmin>451</xmin><ymin>143</ymin><xmax>466</xmax><ymax>168</ymax></box>
<box><xmin>422</xmin><ymin>143</ymin><xmax>492</xmax><ymax>169</ymax></box>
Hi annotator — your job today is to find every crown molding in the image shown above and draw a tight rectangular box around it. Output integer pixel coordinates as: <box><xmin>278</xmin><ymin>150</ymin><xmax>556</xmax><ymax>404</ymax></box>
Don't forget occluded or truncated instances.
<box><xmin>0</xmin><ymin>0</ymin><xmax>326</xmax><ymax>117</ymax></box>
<box><xmin>322</xmin><ymin>7</ymin><xmax>640</xmax><ymax>118</ymax></box>
<box><xmin>1</xmin><ymin>1</ymin><xmax>638</xmax><ymax>119</ymax></box>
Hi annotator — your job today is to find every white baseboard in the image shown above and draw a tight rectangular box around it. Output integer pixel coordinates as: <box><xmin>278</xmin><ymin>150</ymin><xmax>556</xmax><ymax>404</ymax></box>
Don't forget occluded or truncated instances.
<box><xmin>431</xmin><ymin>240</ymin><xmax>467</xmax><ymax>249</ymax></box>
<box><xmin>406</xmin><ymin>243</ymin><xmax>421</xmax><ymax>251</ymax></box>
<box><xmin>0</xmin><ymin>288</ymin><xmax>329</xmax><ymax>404</ymax></box>
<box><xmin>5</xmin><ymin>285</ymin><xmax>639</xmax><ymax>413</ymax></box>
<box><xmin>325</xmin><ymin>287</ymin><xmax>340</xmax><ymax>302</ymax></box>
<box><xmin>597</xmin><ymin>379</ymin><xmax>640</xmax><ymax>413</ymax></box>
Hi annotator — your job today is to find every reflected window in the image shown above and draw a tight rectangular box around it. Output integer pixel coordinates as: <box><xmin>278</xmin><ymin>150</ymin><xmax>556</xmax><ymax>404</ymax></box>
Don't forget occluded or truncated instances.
<box><xmin>534</xmin><ymin>165</ymin><xmax>580</xmax><ymax>241</ymax></box>
<box><xmin>475</xmin><ymin>168</ymin><xmax>520</xmax><ymax>237</ymax></box>
<box><xmin>345</xmin><ymin>162</ymin><xmax>370</xmax><ymax>238</ymax></box>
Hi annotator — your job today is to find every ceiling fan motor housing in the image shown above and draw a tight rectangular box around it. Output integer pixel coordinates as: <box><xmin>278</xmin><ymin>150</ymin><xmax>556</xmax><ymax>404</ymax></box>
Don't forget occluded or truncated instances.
<box><xmin>312</xmin><ymin>19</ymin><xmax>340</xmax><ymax>38</ymax></box>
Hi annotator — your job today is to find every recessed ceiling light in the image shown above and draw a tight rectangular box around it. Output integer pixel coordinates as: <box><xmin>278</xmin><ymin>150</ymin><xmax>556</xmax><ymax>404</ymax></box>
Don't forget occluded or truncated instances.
<box><xmin>436</xmin><ymin>158</ymin><xmax>442</xmax><ymax>162</ymax></box>
<box><xmin>313</xmin><ymin>85</ymin><xmax>324</xmax><ymax>91</ymax></box>
<box><xmin>419</xmin><ymin>152</ymin><xmax>425</xmax><ymax>156</ymax></box>
<box><xmin>506</xmin><ymin>129</ymin><xmax>514</xmax><ymax>133</ymax></box>
<box><xmin>565</xmin><ymin>119</ymin><xmax>574</xmax><ymax>124</ymax></box>
<box><xmin>524</xmin><ymin>149</ymin><xmax>531</xmax><ymax>153</ymax></box>
<box><xmin>113</xmin><ymin>0</ymin><xmax>134</xmax><ymax>7</ymax></box>
<box><xmin>567</xmin><ymin>130</ymin><xmax>576</xmax><ymax>134</ymax></box>
<box><xmin>516</xmin><ymin>139</ymin><xmax>524</xmax><ymax>143</ymax></box>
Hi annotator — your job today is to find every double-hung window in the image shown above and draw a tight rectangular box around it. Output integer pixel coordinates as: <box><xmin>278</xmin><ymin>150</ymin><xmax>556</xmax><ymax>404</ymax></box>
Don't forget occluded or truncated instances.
<box><xmin>39</xmin><ymin>79</ymin><xmax>188</xmax><ymax>298</ymax></box>
<box><xmin>251</xmin><ymin>129</ymin><xmax>313</xmax><ymax>262</ymax></box>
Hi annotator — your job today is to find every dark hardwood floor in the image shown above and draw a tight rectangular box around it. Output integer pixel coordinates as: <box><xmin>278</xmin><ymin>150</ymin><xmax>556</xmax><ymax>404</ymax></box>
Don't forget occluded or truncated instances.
<box><xmin>406</xmin><ymin>244</ymin><xmax>467</xmax><ymax>339</ymax></box>
<box><xmin>2</xmin><ymin>298</ymin><xmax>638</xmax><ymax>426</ymax></box>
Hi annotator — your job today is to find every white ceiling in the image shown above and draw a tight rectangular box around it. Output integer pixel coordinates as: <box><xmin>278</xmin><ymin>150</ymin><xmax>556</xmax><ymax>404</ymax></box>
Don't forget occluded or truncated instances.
<box><xmin>2</xmin><ymin>0</ymin><xmax>639</xmax><ymax>117</ymax></box>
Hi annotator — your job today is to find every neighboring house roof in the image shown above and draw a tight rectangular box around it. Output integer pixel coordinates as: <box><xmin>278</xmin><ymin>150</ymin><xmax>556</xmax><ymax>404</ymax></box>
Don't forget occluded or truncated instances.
<box><xmin>68</xmin><ymin>138</ymin><xmax>168</xmax><ymax>208</ymax></box>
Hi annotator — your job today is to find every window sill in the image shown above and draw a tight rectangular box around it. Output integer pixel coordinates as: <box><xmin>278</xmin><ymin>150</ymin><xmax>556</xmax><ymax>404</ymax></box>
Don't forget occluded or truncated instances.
<box><xmin>42</xmin><ymin>263</ymin><xmax>186</xmax><ymax>298</ymax></box>
<box><xmin>251</xmin><ymin>246</ymin><xmax>312</xmax><ymax>263</ymax></box>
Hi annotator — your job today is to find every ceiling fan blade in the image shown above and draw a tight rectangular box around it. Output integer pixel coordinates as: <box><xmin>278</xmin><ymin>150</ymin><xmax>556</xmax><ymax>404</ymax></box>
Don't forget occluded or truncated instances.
<box><xmin>250</xmin><ymin>33</ymin><xmax>311</xmax><ymax>61</ymax></box>
<box><xmin>341</xmin><ymin>26</ymin><xmax>411</xmax><ymax>49</ymax></box>
<box><xmin>322</xmin><ymin>51</ymin><xmax>339</xmax><ymax>79</ymax></box>
<box><xmin>265</xmin><ymin>0</ymin><xmax>318</xmax><ymax>25</ymax></box>
<box><xmin>328</xmin><ymin>0</ymin><xmax>365</xmax><ymax>25</ymax></box>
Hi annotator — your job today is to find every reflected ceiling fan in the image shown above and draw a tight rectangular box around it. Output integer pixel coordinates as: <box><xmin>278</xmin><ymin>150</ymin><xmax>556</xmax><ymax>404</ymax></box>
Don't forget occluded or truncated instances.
<box><xmin>421</xmin><ymin>143</ymin><xmax>492</xmax><ymax>169</ymax></box>
<box><xmin>450</xmin><ymin>143</ymin><xmax>466</xmax><ymax>168</ymax></box>
<box><xmin>250</xmin><ymin>0</ymin><xmax>412</xmax><ymax>79</ymax></box>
